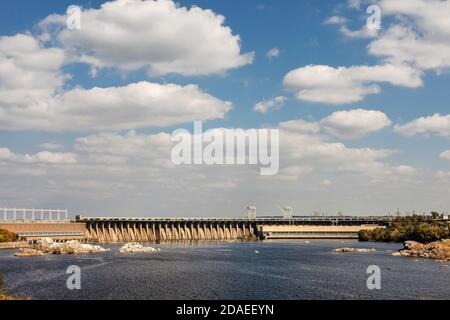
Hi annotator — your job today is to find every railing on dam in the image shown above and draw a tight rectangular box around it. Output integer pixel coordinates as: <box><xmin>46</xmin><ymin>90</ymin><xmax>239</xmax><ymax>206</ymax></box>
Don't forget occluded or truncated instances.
<box><xmin>1</xmin><ymin>208</ymin><xmax>69</xmax><ymax>222</ymax></box>
<box><xmin>76</xmin><ymin>215</ymin><xmax>396</xmax><ymax>223</ymax></box>
<box><xmin>16</xmin><ymin>231</ymin><xmax>85</xmax><ymax>239</ymax></box>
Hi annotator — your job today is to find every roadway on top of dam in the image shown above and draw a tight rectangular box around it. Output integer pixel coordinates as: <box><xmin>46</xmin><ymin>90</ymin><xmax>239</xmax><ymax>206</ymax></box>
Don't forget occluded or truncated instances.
<box><xmin>76</xmin><ymin>215</ymin><xmax>398</xmax><ymax>224</ymax></box>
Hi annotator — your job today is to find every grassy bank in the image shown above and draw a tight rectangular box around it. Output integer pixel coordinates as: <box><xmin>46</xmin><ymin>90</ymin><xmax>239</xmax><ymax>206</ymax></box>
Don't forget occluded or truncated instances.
<box><xmin>359</xmin><ymin>214</ymin><xmax>449</xmax><ymax>243</ymax></box>
<box><xmin>0</xmin><ymin>230</ymin><xmax>21</xmax><ymax>299</ymax></box>
<box><xmin>0</xmin><ymin>293</ymin><xmax>17</xmax><ymax>300</ymax></box>
<box><xmin>0</xmin><ymin>273</ymin><xmax>17</xmax><ymax>300</ymax></box>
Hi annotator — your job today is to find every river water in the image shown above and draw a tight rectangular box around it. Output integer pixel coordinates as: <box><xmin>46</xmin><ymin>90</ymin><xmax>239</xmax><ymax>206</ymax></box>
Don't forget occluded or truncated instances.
<box><xmin>0</xmin><ymin>240</ymin><xmax>449</xmax><ymax>300</ymax></box>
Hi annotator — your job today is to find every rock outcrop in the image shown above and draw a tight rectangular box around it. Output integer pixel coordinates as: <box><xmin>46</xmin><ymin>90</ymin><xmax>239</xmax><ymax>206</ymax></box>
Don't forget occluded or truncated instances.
<box><xmin>392</xmin><ymin>240</ymin><xmax>450</xmax><ymax>261</ymax></box>
<box><xmin>15</xmin><ymin>238</ymin><xmax>109</xmax><ymax>256</ymax></box>
<box><xmin>334</xmin><ymin>248</ymin><xmax>376</xmax><ymax>253</ymax></box>
<box><xmin>14</xmin><ymin>248</ymin><xmax>45</xmax><ymax>257</ymax></box>
<box><xmin>119</xmin><ymin>242</ymin><xmax>160</xmax><ymax>254</ymax></box>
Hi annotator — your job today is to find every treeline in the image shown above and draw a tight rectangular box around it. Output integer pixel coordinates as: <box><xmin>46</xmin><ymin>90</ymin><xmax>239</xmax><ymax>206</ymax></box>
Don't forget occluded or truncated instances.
<box><xmin>359</xmin><ymin>214</ymin><xmax>450</xmax><ymax>243</ymax></box>
<box><xmin>0</xmin><ymin>229</ymin><xmax>18</xmax><ymax>243</ymax></box>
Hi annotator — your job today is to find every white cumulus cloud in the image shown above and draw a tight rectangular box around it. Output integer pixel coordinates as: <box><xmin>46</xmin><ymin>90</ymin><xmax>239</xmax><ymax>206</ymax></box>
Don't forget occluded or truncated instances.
<box><xmin>324</xmin><ymin>16</ymin><xmax>348</xmax><ymax>25</ymax></box>
<box><xmin>266</xmin><ymin>47</ymin><xmax>281</xmax><ymax>59</ymax></box>
<box><xmin>0</xmin><ymin>148</ymin><xmax>77</xmax><ymax>164</ymax></box>
<box><xmin>394</xmin><ymin>114</ymin><xmax>450</xmax><ymax>138</ymax></box>
<box><xmin>369</xmin><ymin>0</ymin><xmax>450</xmax><ymax>72</ymax></box>
<box><xmin>440</xmin><ymin>150</ymin><xmax>450</xmax><ymax>160</ymax></box>
<box><xmin>253</xmin><ymin>96</ymin><xmax>287</xmax><ymax>114</ymax></box>
<box><xmin>0</xmin><ymin>33</ymin><xmax>66</xmax><ymax>102</ymax></box>
<box><xmin>36</xmin><ymin>143</ymin><xmax>64</xmax><ymax>151</ymax></box>
<box><xmin>0</xmin><ymin>81</ymin><xmax>232</xmax><ymax>132</ymax></box>
<box><xmin>279</xmin><ymin>119</ymin><xmax>321</xmax><ymax>134</ymax></box>
<box><xmin>321</xmin><ymin>109</ymin><xmax>392</xmax><ymax>139</ymax></box>
<box><xmin>0</xmin><ymin>32</ymin><xmax>232</xmax><ymax>132</ymax></box>
<box><xmin>283</xmin><ymin>64</ymin><xmax>422</xmax><ymax>104</ymax></box>
<box><xmin>39</xmin><ymin>0</ymin><xmax>254</xmax><ymax>76</ymax></box>
<box><xmin>324</xmin><ymin>15</ymin><xmax>378</xmax><ymax>39</ymax></box>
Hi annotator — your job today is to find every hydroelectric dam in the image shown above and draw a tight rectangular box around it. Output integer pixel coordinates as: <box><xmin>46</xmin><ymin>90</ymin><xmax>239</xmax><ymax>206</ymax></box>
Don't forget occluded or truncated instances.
<box><xmin>1</xmin><ymin>207</ymin><xmax>397</xmax><ymax>242</ymax></box>
<box><xmin>77</xmin><ymin>215</ymin><xmax>393</xmax><ymax>242</ymax></box>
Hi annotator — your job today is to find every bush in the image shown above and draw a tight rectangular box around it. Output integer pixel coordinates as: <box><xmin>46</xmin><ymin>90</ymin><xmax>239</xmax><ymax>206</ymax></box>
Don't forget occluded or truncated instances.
<box><xmin>358</xmin><ymin>214</ymin><xmax>450</xmax><ymax>243</ymax></box>
<box><xmin>0</xmin><ymin>229</ymin><xmax>18</xmax><ymax>243</ymax></box>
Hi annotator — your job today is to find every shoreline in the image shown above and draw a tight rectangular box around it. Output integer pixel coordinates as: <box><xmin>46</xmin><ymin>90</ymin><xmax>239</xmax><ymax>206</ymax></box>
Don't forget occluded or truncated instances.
<box><xmin>0</xmin><ymin>242</ymin><xmax>30</xmax><ymax>250</ymax></box>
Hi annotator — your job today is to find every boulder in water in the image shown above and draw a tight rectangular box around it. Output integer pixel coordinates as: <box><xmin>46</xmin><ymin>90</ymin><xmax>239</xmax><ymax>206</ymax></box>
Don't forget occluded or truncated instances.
<box><xmin>119</xmin><ymin>242</ymin><xmax>160</xmax><ymax>254</ymax></box>
<box><xmin>14</xmin><ymin>248</ymin><xmax>45</xmax><ymax>257</ymax></box>
<box><xmin>393</xmin><ymin>240</ymin><xmax>450</xmax><ymax>261</ymax></box>
<box><xmin>15</xmin><ymin>238</ymin><xmax>109</xmax><ymax>256</ymax></box>
<box><xmin>334</xmin><ymin>248</ymin><xmax>376</xmax><ymax>253</ymax></box>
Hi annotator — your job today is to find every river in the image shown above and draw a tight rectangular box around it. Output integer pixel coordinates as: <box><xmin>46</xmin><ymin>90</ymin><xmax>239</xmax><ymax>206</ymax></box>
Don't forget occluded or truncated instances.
<box><xmin>0</xmin><ymin>240</ymin><xmax>449</xmax><ymax>300</ymax></box>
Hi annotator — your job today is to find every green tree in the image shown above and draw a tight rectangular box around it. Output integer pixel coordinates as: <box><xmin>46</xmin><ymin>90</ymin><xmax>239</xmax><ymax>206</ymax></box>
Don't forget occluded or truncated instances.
<box><xmin>0</xmin><ymin>229</ymin><xmax>18</xmax><ymax>242</ymax></box>
<box><xmin>358</xmin><ymin>215</ymin><xmax>450</xmax><ymax>243</ymax></box>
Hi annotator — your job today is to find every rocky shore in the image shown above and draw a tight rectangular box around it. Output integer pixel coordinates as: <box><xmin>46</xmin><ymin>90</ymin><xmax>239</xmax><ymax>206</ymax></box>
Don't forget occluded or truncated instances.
<box><xmin>392</xmin><ymin>240</ymin><xmax>450</xmax><ymax>261</ymax></box>
<box><xmin>0</xmin><ymin>242</ymin><xmax>30</xmax><ymax>250</ymax></box>
<box><xmin>14</xmin><ymin>248</ymin><xmax>45</xmax><ymax>257</ymax></box>
<box><xmin>119</xmin><ymin>242</ymin><xmax>160</xmax><ymax>254</ymax></box>
<box><xmin>15</xmin><ymin>238</ymin><xmax>109</xmax><ymax>256</ymax></box>
<box><xmin>334</xmin><ymin>248</ymin><xmax>376</xmax><ymax>253</ymax></box>
<box><xmin>0</xmin><ymin>293</ymin><xmax>17</xmax><ymax>300</ymax></box>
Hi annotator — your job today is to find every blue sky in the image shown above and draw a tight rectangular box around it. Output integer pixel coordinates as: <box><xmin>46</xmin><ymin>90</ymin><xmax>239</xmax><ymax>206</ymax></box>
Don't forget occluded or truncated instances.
<box><xmin>0</xmin><ymin>0</ymin><xmax>449</xmax><ymax>216</ymax></box>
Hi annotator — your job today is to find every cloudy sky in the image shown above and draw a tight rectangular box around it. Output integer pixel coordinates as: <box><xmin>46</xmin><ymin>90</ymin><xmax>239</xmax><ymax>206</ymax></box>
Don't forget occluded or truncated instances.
<box><xmin>0</xmin><ymin>0</ymin><xmax>449</xmax><ymax>217</ymax></box>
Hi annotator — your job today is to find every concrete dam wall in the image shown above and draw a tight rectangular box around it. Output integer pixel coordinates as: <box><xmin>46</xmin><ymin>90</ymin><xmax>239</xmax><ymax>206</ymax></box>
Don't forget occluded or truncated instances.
<box><xmin>85</xmin><ymin>220</ymin><xmax>258</xmax><ymax>242</ymax></box>
<box><xmin>81</xmin><ymin>216</ymin><xmax>393</xmax><ymax>242</ymax></box>
<box><xmin>0</xmin><ymin>222</ymin><xmax>86</xmax><ymax>241</ymax></box>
